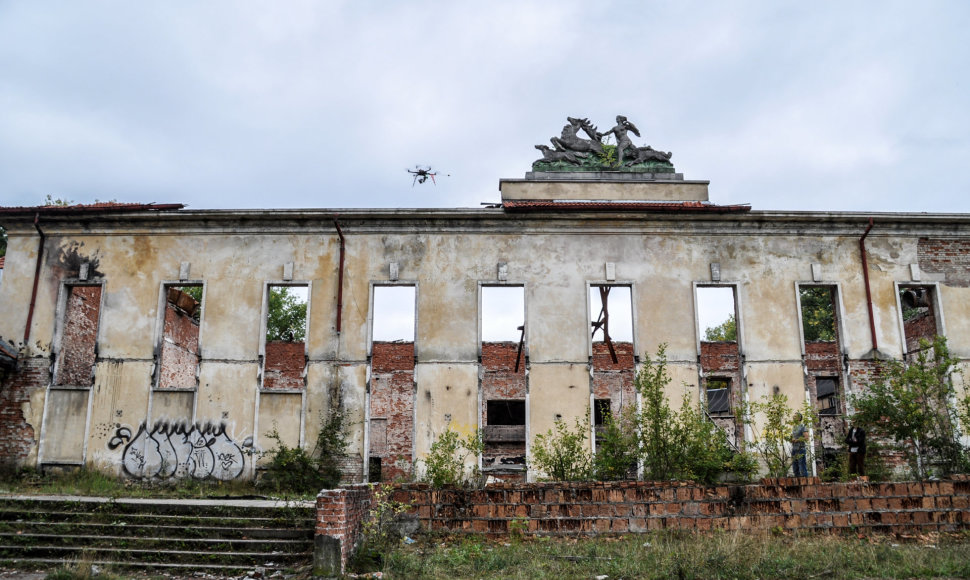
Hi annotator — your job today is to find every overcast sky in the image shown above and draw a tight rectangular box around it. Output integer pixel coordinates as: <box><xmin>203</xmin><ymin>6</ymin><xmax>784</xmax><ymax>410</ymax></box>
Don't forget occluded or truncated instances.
<box><xmin>1</xmin><ymin>1</ymin><xmax>968</xmax><ymax>213</ymax></box>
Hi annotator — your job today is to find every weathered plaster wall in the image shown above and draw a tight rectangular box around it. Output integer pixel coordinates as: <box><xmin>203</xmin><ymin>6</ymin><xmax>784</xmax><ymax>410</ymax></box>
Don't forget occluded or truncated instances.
<box><xmin>2</xmin><ymin>206</ymin><xmax>970</xmax><ymax>482</ymax></box>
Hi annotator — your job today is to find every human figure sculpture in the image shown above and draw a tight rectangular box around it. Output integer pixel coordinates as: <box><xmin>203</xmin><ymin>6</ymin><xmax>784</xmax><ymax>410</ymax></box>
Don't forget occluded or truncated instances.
<box><xmin>598</xmin><ymin>115</ymin><xmax>640</xmax><ymax>166</ymax></box>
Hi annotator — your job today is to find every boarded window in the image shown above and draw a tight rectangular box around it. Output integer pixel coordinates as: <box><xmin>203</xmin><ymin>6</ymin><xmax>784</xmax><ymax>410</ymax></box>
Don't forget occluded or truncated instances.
<box><xmin>816</xmin><ymin>377</ymin><xmax>839</xmax><ymax>415</ymax></box>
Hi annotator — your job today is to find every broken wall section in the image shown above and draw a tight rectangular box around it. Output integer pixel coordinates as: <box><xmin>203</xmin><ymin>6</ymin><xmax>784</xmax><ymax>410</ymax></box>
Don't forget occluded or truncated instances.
<box><xmin>157</xmin><ymin>287</ymin><xmax>200</xmax><ymax>391</ymax></box>
<box><xmin>481</xmin><ymin>341</ymin><xmax>526</xmax><ymax>480</ymax></box>
<box><xmin>370</xmin><ymin>341</ymin><xmax>414</xmax><ymax>481</ymax></box>
<box><xmin>54</xmin><ymin>286</ymin><xmax>102</xmax><ymax>387</ymax></box>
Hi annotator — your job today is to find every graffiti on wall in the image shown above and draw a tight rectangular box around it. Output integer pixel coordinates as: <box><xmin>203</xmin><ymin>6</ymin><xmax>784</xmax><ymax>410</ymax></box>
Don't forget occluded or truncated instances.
<box><xmin>108</xmin><ymin>421</ymin><xmax>253</xmax><ymax>480</ymax></box>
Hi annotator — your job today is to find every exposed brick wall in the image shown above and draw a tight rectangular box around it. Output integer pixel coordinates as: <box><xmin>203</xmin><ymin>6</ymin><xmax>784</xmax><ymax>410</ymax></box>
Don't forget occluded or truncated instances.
<box><xmin>918</xmin><ymin>238</ymin><xmax>970</xmax><ymax>287</ymax></box>
<box><xmin>315</xmin><ymin>484</ymin><xmax>373</xmax><ymax>574</ymax></box>
<box><xmin>0</xmin><ymin>356</ymin><xmax>46</xmax><ymax>463</ymax></box>
<box><xmin>393</xmin><ymin>477</ymin><xmax>970</xmax><ymax>535</ymax></box>
<box><xmin>54</xmin><ymin>285</ymin><xmax>100</xmax><ymax>387</ymax></box>
<box><xmin>370</xmin><ymin>341</ymin><xmax>414</xmax><ymax>481</ymax></box>
<box><xmin>592</xmin><ymin>341</ymin><xmax>635</xmax><ymax>420</ymax></box>
<box><xmin>157</xmin><ymin>302</ymin><xmax>199</xmax><ymax>389</ymax></box>
<box><xmin>263</xmin><ymin>341</ymin><xmax>305</xmax><ymax>390</ymax></box>
<box><xmin>904</xmin><ymin>311</ymin><xmax>938</xmax><ymax>354</ymax></box>
<box><xmin>805</xmin><ymin>341</ymin><xmax>845</xmax><ymax>451</ymax></box>
<box><xmin>481</xmin><ymin>342</ymin><xmax>526</xmax><ymax>476</ymax></box>
<box><xmin>316</xmin><ymin>477</ymin><xmax>970</xmax><ymax>571</ymax></box>
<box><xmin>700</xmin><ymin>341</ymin><xmax>742</xmax><ymax>446</ymax></box>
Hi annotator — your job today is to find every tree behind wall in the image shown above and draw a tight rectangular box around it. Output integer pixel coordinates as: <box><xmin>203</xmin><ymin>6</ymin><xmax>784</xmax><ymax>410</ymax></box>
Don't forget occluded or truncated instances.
<box><xmin>267</xmin><ymin>287</ymin><xmax>307</xmax><ymax>342</ymax></box>
<box><xmin>851</xmin><ymin>335</ymin><xmax>969</xmax><ymax>479</ymax></box>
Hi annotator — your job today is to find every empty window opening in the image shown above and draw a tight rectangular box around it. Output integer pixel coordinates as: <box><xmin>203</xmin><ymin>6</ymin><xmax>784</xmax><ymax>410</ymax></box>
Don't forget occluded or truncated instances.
<box><xmin>54</xmin><ymin>285</ymin><xmax>102</xmax><ymax>387</ymax></box>
<box><xmin>589</xmin><ymin>285</ymin><xmax>635</xmax><ymax>431</ymax></box>
<box><xmin>157</xmin><ymin>285</ymin><xmax>202</xmax><ymax>390</ymax></box>
<box><xmin>705</xmin><ymin>378</ymin><xmax>732</xmax><ymax>416</ymax></box>
<box><xmin>696</xmin><ymin>286</ymin><xmax>742</xmax><ymax>448</ymax></box>
<box><xmin>369</xmin><ymin>285</ymin><xmax>416</xmax><ymax>482</ymax></box>
<box><xmin>593</xmin><ymin>399</ymin><xmax>612</xmax><ymax>426</ymax></box>
<box><xmin>798</xmin><ymin>285</ymin><xmax>845</xmax><ymax>457</ymax></box>
<box><xmin>816</xmin><ymin>377</ymin><xmax>839</xmax><ymax>415</ymax></box>
<box><xmin>369</xmin><ymin>457</ymin><xmax>382</xmax><ymax>483</ymax></box>
<box><xmin>487</xmin><ymin>400</ymin><xmax>525</xmax><ymax>426</ymax></box>
<box><xmin>900</xmin><ymin>285</ymin><xmax>939</xmax><ymax>357</ymax></box>
<box><xmin>262</xmin><ymin>285</ymin><xmax>308</xmax><ymax>390</ymax></box>
<box><xmin>481</xmin><ymin>286</ymin><xmax>526</xmax><ymax>476</ymax></box>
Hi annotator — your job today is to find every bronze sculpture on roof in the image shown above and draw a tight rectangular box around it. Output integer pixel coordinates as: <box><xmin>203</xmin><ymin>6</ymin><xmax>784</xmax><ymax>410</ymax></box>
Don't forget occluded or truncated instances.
<box><xmin>533</xmin><ymin>114</ymin><xmax>674</xmax><ymax>173</ymax></box>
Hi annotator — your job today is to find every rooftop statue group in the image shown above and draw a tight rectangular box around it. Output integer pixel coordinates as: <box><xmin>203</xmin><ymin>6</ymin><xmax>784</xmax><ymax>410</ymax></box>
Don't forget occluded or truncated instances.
<box><xmin>533</xmin><ymin>115</ymin><xmax>675</xmax><ymax>173</ymax></box>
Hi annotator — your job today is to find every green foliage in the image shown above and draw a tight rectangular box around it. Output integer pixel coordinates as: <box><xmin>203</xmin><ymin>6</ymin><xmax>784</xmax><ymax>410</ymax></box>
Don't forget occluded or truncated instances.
<box><xmin>261</xmin><ymin>406</ymin><xmax>348</xmax><ymax>494</ymax></box>
<box><xmin>634</xmin><ymin>345</ymin><xmax>736</xmax><ymax>483</ymax></box>
<box><xmin>266</xmin><ymin>286</ymin><xmax>308</xmax><ymax>342</ymax></box>
<box><xmin>423</xmin><ymin>426</ymin><xmax>483</xmax><ymax>488</ymax></box>
<box><xmin>593</xmin><ymin>411</ymin><xmax>639</xmax><ymax>480</ymax></box>
<box><xmin>851</xmin><ymin>335</ymin><xmax>968</xmax><ymax>479</ymax></box>
<box><xmin>356</xmin><ymin>482</ymin><xmax>413</xmax><ymax>569</ymax></box>
<box><xmin>741</xmin><ymin>394</ymin><xmax>816</xmax><ymax>478</ymax></box>
<box><xmin>530</xmin><ymin>416</ymin><xmax>592</xmax><ymax>481</ymax></box>
<box><xmin>44</xmin><ymin>194</ymin><xmax>74</xmax><ymax>206</ymax></box>
<box><xmin>597</xmin><ymin>139</ymin><xmax>617</xmax><ymax>168</ymax></box>
<box><xmin>800</xmin><ymin>287</ymin><xmax>837</xmax><ymax>342</ymax></box>
<box><xmin>723</xmin><ymin>449</ymin><xmax>760</xmax><ymax>482</ymax></box>
<box><xmin>704</xmin><ymin>314</ymin><xmax>737</xmax><ymax>342</ymax></box>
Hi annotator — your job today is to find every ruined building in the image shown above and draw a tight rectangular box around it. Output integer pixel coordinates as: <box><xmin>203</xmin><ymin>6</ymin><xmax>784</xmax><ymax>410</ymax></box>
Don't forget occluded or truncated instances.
<box><xmin>1</xmin><ymin>118</ymin><xmax>968</xmax><ymax>482</ymax></box>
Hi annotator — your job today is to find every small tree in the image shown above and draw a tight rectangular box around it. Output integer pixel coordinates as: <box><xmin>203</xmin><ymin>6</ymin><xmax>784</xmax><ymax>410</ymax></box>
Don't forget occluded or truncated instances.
<box><xmin>266</xmin><ymin>286</ymin><xmax>308</xmax><ymax>342</ymax></box>
<box><xmin>634</xmin><ymin>344</ymin><xmax>736</xmax><ymax>483</ymax></box>
<box><xmin>422</xmin><ymin>425</ymin><xmax>483</xmax><ymax>488</ymax></box>
<box><xmin>593</xmin><ymin>410</ymin><xmax>639</xmax><ymax>481</ymax></box>
<box><xmin>530</xmin><ymin>416</ymin><xmax>592</xmax><ymax>481</ymax></box>
<box><xmin>741</xmin><ymin>394</ymin><xmax>816</xmax><ymax>478</ymax></box>
<box><xmin>704</xmin><ymin>315</ymin><xmax>737</xmax><ymax>342</ymax></box>
<box><xmin>851</xmin><ymin>335</ymin><xmax>968</xmax><ymax>478</ymax></box>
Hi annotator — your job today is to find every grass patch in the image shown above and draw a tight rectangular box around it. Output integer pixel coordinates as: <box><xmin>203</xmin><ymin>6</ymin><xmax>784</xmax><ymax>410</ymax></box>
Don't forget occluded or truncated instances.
<box><xmin>362</xmin><ymin>531</ymin><xmax>970</xmax><ymax>579</ymax></box>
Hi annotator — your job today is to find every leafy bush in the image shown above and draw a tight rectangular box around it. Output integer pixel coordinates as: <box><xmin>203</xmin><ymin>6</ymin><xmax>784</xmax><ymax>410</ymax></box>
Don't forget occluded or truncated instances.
<box><xmin>530</xmin><ymin>416</ymin><xmax>592</xmax><ymax>481</ymax></box>
<box><xmin>593</xmin><ymin>410</ymin><xmax>639</xmax><ymax>480</ymax></box>
<box><xmin>740</xmin><ymin>394</ymin><xmax>816</xmax><ymax>478</ymax></box>
<box><xmin>634</xmin><ymin>345</ymin><xmax>736</xmax><ymax>484</ymax></box>
<box><xmin>422</xmin><ymin>425</ymin><xmax>483</xmax><ymax>488</ymax></box>
<box><xmin>261</xmin><ymin>405</ymin><xmax>348</xmax><ymax>494</ymax></box>
<box><xmin>851</xmin><ymin>335</ymin><xmax>969</xmax><ymax>478</ymax></box>
<box><xmin>354</xmin><ymin>482</ymin><xmax>414</xmax><ymax>570</ymax></box>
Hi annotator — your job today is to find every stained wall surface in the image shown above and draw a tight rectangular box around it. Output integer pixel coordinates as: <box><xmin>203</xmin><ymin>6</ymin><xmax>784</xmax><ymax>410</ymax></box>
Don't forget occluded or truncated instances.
<box><xmin>1</xmin><ymin>196</ymin><xmax>970</xmax><ymax>482</ymax></box>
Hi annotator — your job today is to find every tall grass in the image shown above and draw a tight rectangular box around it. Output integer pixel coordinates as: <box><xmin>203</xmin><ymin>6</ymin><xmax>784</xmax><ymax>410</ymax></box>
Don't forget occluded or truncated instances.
<box><xmin>373</xmin><ymin>531</ymin><xmax>970</xmax><ymax>579</ymax></box>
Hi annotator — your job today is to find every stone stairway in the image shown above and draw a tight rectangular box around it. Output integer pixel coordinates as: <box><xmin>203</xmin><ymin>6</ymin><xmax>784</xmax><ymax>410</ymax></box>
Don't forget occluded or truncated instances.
<box><xmin>0</xmin><ymin>495</ymin><xmax>316</xmax><ymax>575</ymax></box>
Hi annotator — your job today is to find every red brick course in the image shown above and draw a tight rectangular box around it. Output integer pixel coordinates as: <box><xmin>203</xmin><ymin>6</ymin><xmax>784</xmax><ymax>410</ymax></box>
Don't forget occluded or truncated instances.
<box><xmin>54</xmin><ymin>285</ymin><xmax>100</xmax><ymax>387</ymax></box>
<box><xmin>0</xmin><ymin>356</ymin><xmax>46</xmax><ymax>463</ymax></box>
<box><xmin>918</xmin><ymin>238</ymin><xmax>970</xmax><ymax>287</ymax></box>
<box><xmin>370</xmin><ymin>341</ymin><xmax>415</xmax><ymax>481</ymax></box>
<box><xmin>317</xmin><ymin>477</ymin><xmax>970</xmax><ymax>572</ymax></box>
<box><xmin>263</xmin><ymin>341</ymin><xmax>305</xmax><ymax>390</ymax></box>
<box><xmin>157</xmin><ymin>302</ymin><xmax>199</xmax><ymax>389</ymax></box>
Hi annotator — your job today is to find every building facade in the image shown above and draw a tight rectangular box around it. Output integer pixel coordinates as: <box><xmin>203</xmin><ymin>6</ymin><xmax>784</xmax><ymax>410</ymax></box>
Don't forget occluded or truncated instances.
<box><xmin>1</xmin><ymin>173</ymin><xmax>968</xmax><ymax>482</ymax></box>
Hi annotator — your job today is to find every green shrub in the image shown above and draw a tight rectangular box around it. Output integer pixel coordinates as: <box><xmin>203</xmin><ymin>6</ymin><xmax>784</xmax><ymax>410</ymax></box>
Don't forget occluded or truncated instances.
<box><xmin>851</xmin><ymin>335</ymin><xmax>969</xmax><ymax>478</ymax></box>
<box><xmin>634</xmin><ymin>344</ymin><xmax>736</xmax><ymax>483</ymax></box>
<box><xmin>261</xmin><ymin>405</ymin><xmax>348</xmax><ymax>494</ymax></box>
<box><xmin>530</xmin><ymin>416</ymin><xmax>592</xmax><ymax>481</ymax></box>
<box><xmin>422</xmin><ymin>425</ymin><xmax>483</xmax><ymax>488</ymax></box>
<box><xmin>740</xmin><ymin>394</ymin><xmax>816</xmax><ymax>478</ymax></box>
<box><xmin>593</xmin><ymin>410</ymin><xmax>639</xmax><ymax>480</ymax></box>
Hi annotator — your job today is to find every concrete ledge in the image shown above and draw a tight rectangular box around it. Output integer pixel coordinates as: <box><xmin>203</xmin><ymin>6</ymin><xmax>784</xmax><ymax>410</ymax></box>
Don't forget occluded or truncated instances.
<box><xmin>500</xmin><ymin>179</ymin><xmax>709</xmax><ymax>202</ymax></box>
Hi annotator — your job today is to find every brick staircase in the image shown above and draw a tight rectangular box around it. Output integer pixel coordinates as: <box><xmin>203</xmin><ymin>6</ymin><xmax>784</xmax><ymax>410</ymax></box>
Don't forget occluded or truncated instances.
<box><xmin>0</xmin><ymin>495</ymin><xmax>315</xmax><ymax>575</ymax></box>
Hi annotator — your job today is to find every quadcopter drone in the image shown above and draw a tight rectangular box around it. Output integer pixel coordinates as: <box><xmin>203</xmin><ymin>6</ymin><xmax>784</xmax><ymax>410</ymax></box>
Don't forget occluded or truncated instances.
<box><xmin>407</xmin><ymin>165</ymin><xmax>448</xmax><ymax>186</ymax></box>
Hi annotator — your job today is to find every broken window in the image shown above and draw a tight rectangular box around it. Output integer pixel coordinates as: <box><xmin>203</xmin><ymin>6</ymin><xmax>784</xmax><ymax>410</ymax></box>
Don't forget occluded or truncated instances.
<box><xmin>481</xmin><ymin>285</ymin><xmax>527</xmax><ymax>477</ymax></box>
<box><xmin>54</xmin><ymin>285</ymin><xmax>102</xmax><ymax>387</ymax></box>
<box><xmin>798</xmin><ymin>285</ymin><xmax>845</xmax><ymax>460</ymax></box>
<box><xmin>261</xmin><ymin>285</ymin><xmax>308</xmax><ymax>390</ymax></box>
<box><xmin>899</xmin><ymin>285</ymin><xmax>939</xmax><ymax>357</ymax></box>
<box><xmin>696</xmin><ymin>285</ymin><xmax>742</xmax><ymax>448</ymax></box>
<box><xmin>42</xmin><ymin>283</ymin><xmax>103</xmax><ymax>465</ymax></box>
<box><xmin>589</xmin><ymin>285</ymin><xmax>635</xmax><ymax>443</ymax></box>
<box><xmin>368</xmin><ymin>285</ymin><xmax>416</xmax><ymax>482</ymax></box>
<box><xmin>705</xmin><ymin>378</ymin><xmax>732</xmax><ymax>416</ymax></box>
<box><xmin>156</xmin><ymin>284</ymin><xmax>203</xmax><ymax>391</ymax></box>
